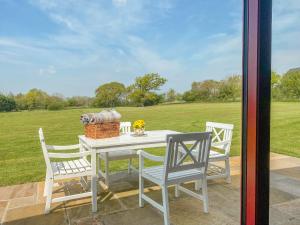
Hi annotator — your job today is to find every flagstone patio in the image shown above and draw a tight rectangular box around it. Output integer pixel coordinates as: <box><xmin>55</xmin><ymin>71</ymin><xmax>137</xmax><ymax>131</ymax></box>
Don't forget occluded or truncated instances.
<box><xmin>0</xmin><ymin>153</ymin><xmax>299</xmax><ymax>225</ymax></box>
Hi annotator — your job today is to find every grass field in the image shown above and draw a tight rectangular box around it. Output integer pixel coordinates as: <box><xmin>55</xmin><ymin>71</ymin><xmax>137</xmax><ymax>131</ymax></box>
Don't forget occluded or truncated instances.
<box><xmin>1</xmin><ymin>102</ymin><xmax>299</xmax><ymax>186</ymax></box>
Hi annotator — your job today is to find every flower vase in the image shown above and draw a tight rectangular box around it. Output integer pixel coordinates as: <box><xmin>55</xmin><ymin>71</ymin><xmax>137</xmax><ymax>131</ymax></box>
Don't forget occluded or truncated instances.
<box><xmin>134</xmin><ymin>128</ymin><xmax>145</xmax><ymax>136</ymax></box>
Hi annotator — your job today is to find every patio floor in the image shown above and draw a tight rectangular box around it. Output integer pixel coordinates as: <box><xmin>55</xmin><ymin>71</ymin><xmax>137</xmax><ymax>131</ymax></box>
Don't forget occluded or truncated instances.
<box><xmin>0</xmin><ymin>153</ymin><xmax>299</xmax><ymax>225</ymax></box>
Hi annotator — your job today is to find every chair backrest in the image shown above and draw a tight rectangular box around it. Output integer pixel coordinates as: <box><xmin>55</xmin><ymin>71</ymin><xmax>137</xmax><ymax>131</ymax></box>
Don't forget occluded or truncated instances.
<box><xmin>120</xmin><ymin>122</ymin><xmax>131</xmax><ymax>134</ymax></box>
<box><xmin>163</xmin><ymin>132</ymin><xmax>212</xmax><ymax>182</ymax></box>
<box><xmin>38</xmin><ymin>128</ymin><xmax>52</xmax><ymax>175</ymax></box>
<box><xmin>205</xmin><ymin>122</ymin><xmax>234</xmax><ymax>155</ymax></box>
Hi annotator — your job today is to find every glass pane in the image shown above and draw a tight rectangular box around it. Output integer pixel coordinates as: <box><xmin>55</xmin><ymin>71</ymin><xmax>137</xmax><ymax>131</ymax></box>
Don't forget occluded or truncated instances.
<box><xmin>0</xmin><ymin>1</ymin><xmax>243</xmax><ymax>224</ymax></box>
<box><xmin>270</xmin><ymin>0</ymin><xmax>300</xmax><ymax>224</ymax></box>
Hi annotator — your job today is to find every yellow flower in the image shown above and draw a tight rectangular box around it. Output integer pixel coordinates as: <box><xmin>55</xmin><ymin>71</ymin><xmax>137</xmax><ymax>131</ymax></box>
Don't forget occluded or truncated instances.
<box><xmin>133</xmin><ymin>120</ymin><xmax>145</xmax><ymax>129</ymax></box>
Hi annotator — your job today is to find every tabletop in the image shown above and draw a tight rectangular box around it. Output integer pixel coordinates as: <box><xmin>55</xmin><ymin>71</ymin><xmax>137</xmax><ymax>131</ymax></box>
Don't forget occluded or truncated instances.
<box><xmin>78</xmin><ymin>130</ymin><xmax>180</xmax><ymax>149</ymax></box>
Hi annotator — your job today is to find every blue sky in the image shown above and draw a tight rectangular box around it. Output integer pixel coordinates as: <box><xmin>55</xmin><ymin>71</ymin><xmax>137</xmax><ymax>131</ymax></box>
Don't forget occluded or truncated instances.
<box><xmin>0</xmin><ymin>0</ymin><xmax>299</xmax><ymax>97</ymax></box>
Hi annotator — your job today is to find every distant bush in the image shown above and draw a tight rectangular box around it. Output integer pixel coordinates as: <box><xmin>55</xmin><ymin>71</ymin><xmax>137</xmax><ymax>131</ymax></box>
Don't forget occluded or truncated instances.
<box><xmin>182</xmin><ymin>90</ymin><xmax>198</xmax><ymax>102</ymax></box>
<box><xmin>67</xmin><ymin>96</ymin><xmax>93</xmax><ymax>107</ymax></box>
<box><xmin>47</xmin><ymin>102</ymin><xmax>65</xmax><ymax>110</ymax></box>
<box><xmin>0</xmin><ymin>94</ymin><xmax>16</xmax><ymax>112</ymax></box>
<box><xmin>281</xmin><ymin>70</ymin><xmax>300</xmax><ymax>100</ymax></box>
<box><xmin>24</xmin><ymin>88</ymin><xmax>49</xmax><ymax>110</ymax></box>
<box><xmin>14</xmin><ymin>93</ymin><xmax>27</xmax><ymax>110</ymax></box>
<box><xmin>183</xmin><ymin>76</ymin><xmax>242</xmax><ymax>102</ymax></box>
<box><xmin>46</xmin><ymin>95</ymin><xmax>66</xmax><ymax>110</ymax></box>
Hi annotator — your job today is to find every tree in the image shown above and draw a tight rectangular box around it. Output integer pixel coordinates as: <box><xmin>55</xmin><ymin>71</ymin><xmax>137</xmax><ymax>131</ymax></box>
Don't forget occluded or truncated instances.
<box><xmin>94</xmin><ymin>82</ymin><xmax>126</xmax><ymax>107</ymax></box>
<box><xmin>281</xmin><ymin>70</ymin><xmax>300</xmax><ymax>99</ymax></box>
<box><xmin>166</xmin><ymin>89</ymin><xmax>177</xmax><ymax>102</ymax></box>
<box><xmin>218</xmin><ymin>75</ymin><xmax>242</xmax><ymax>101</ymax></box>
<box><xmin>47</xmin><ymin>94</ymin><xmax>66</xmax><ymax>110</ymax></box>
<box><xmin>182</xmin><ymin>90</ymin><xmax>198</xmax><ymax>102</ymax></box>
<box><xmin>14</xmin><ymin>93</ymin><xmax>27</xmax><ymax>110</ymax></box>
<box><xmin>271</xmin><ymin>71</ymin><xmax>282</xmax><ymax>100</ymax></box>
<box><xmin>0</xmin><ymin>94</ymin><xmax>16</xmax><ymax>112</ymax></box>
<box><xmin>24</xmin><ymin>89</ymin><xmax>49</xmax><ymax>110</ymax></box>
<box><xmin>134</xmin><ymin>73</ymin><xmax>167</xmax><ymax>92</ymax></box>
<box><xmin>143</xmin><ymin>92</ymin><xmax>162</xmax><ymax>106</ymax></box>
<box><xmin>191</xmin><ymin>80</ymin><xmax>220</xmax><ymax>101</ymax></box>
<box><xmin>67</xmin><ymin>96</ymin><xmax>93</xmax><ymax>107</ymax></box>
<box><xmin>127</xmin><ymin>73</ymin><xmax>167</xmax><ymax>106</ymax></box>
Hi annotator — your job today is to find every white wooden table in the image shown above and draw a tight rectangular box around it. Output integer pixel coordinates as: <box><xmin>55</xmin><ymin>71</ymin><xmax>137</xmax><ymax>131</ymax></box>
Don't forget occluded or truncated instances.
<box><xmin>78</xmin><ymin>130</ymin><xmax>180</xmax><ymax>212</ymax></box>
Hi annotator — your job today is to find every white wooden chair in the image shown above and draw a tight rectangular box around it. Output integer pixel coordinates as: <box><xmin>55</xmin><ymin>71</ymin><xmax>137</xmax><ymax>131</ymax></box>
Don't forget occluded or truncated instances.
<box><xmin>39</xmin><ymin>128</ymin><xmax>92</xmax><ymax>214</ymax></box>
<box><xmin>192</xmin><ymin>122</ymin><xmax>234</xmax><ymax>190</ymax></box>
<box><xmin>138</xmin><ymin>132</ymin><xmax>212</xmax><ymax>225</ymax></box>
<box><xmin>98</xmin><ymin>122</ymin><xmax>138</xmax><ymax>186</ymax></box>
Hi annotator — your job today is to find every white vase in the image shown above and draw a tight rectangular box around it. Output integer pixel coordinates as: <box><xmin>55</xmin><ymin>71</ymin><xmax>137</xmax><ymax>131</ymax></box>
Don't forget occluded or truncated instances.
<box><xmin>134</xmin><ymin>128</ymin><xmax>145</xmax><ymax>136</ymax></box>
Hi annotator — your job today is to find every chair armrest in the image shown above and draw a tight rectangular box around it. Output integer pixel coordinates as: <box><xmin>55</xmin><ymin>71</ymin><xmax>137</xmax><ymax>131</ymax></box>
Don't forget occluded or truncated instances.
<box><xmin>48</xmin><ymin>151</ymin><xmax>90</xmax><ymax>159</ymax></box>
<box><xmin>211</xmin><ymin>140</ymin><xmax>231</xmax><ymax>147</ymax></box>
<box><xmin>46</xmin><ymin>144</ymin><xmax>80</xmax><ymax>151</ymax></box>
<box><xmin>137</xmin><ymin>150</ymin><xmax>165</xmax><ymax>162</ymax></box>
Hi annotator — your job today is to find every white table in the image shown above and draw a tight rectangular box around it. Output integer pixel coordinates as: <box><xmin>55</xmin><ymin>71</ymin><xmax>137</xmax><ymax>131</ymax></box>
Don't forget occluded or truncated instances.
<box><xmin>78</xmin><ymin>130</ymin><xmax>180</xmax><ymax>212</ymax></box>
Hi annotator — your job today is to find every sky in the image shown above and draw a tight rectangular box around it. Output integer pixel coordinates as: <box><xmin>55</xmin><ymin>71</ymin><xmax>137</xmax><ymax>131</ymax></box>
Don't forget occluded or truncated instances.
<box><xmin>0</xmin><ymin>0</ymin><xmax>299</xmax><ymax>97</ymax></box>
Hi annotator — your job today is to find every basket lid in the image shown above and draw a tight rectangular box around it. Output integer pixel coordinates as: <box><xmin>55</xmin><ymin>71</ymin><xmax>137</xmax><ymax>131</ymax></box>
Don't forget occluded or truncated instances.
<box><xmin>80</xmin><ymin>109</ymin><xmax>121</xmax><ymax>124</ymax></box>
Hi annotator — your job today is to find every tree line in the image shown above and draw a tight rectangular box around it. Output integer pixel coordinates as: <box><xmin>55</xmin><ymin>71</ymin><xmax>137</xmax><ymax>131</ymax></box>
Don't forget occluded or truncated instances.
<box><xmin>0</xmin><ymin>90</ymin><xmax>93</xmax><ymax>111</ymax></box>
<box><xmin>1</xmin><ymin>69</ymin><xmax>300</xmax><ymax>112</ymax></box>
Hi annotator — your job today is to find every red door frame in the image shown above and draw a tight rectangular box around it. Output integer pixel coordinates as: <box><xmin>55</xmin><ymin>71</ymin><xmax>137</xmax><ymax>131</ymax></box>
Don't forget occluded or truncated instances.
<box><xmin>241</xmin><ymin>0</ymin><xmax>272</xmax><ymax>224</ymax></box>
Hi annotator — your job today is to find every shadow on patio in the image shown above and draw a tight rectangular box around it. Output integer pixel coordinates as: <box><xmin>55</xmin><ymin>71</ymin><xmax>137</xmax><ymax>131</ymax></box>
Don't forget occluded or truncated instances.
<box><xmin>0</xmin><ymin>153</ymin><xmax>299</xmax><ymax>225</ymax></box>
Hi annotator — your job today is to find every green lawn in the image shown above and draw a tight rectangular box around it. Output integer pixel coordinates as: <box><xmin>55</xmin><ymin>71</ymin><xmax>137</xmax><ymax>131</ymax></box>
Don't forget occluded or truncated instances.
<box><xmin>0</xmin><ymin>102</ymin><xmax>299</xmax><ymax>186</ymax></box>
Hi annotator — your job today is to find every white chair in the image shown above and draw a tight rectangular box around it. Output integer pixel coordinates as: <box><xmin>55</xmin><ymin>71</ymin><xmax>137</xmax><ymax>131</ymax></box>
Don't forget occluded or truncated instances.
<box><xmin>98</xmin><ymin>122</ymin><xmax>138</xmax><ymax>186</ymax></box>
<box><xmin>138</xmin><ymin>132</ymin><xmax>212</xmax><ymax>225</ymax></box>
<box><xmin>192</xmin><ymin>122</ymin><xmax>233</xmax><ymax>190</ymax></box>
<box><xmin>39</xmin><ymin>128</ymin><xmax>92</xmax><ymax>214</ymax></box>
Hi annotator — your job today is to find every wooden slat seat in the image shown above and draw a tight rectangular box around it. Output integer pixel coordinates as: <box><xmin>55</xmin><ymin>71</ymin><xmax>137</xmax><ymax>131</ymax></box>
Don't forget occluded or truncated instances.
<box><xmin>186</xmin><ymin>122</ymin><xmax>234</xmax><ymax>187</ymax></box>
<box><xmin>39</xmin><ymin>128</ymin><xmax>92</xmax><ymax>214</ymax></box>
<box><xmin>143</xmin><ymin>165</ymin><xmax>203</xmax><ymax>185</ymax></box>
<box><xmin>138</xmin><ymin>132</ymin><xmax>212</xmax><ymax>225</ymax></box>
<box><xmin>51</xmin><ymin>159</ymin><xmax>91</xmax><ymax>178</ymax></box>
<box><xmin>208</xmin><ymin>150</ymin><xmax>227</xmax><ymax>161</ymax></box>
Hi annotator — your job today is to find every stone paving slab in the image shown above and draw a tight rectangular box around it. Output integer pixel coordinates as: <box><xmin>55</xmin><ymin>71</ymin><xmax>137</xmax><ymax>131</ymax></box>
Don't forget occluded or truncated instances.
<box><xmin>271</xmin><ymin>173</ymin><xmax>300</xmax><ymax>197</ymax></box>
<box><xmin>0</xmin><ymin>153</ymin><xmax>299</xmax><ymax>225</ymax></box>
<box><xmin>0</xmin><ymin>183</ymin><xmax>37</xmax><ymax>201</ymax></box>
<box><xmin>270</xmin><ymin>206</ymin><xmax>300</xmax><ymax>225</ymax></box>
<box><xmin>0</xmin><ymin>201</ymin><xmax>8</xmax><ymax>224</ymax></box>
<box><xmin>272</xmin><ymin>198</ymin><xmax>300</xmax><ymax>220</ymax></box>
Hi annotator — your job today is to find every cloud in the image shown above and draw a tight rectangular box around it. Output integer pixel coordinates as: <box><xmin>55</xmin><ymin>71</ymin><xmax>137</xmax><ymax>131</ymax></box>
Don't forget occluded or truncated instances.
<box><xmin>112</xmin><ymin>0</ymin><xmax>127</xmax><ymax>7</ymax></box>
<box><xmin>272</xmin><ymin>0</ymin><xmax>300</xmax><ymax>73</ymax></box>
<box><xmin>9</xmin><ymin>1</ymin><xmax>180</xmax><ymax>76</ymax></box>
<box><xmin>1</xmin><ymin>0</ymin><xmax>299</xmax><ymax>96</ymax></box>
<box><xmin>1</xmin><ymin>0</ymin><xmax>243</xmax><ymax>94</ymax></box>
<box><xmin>39</xmin><ymin>65</ymin><xmax>56</xmax><ymax>75</ymax></box>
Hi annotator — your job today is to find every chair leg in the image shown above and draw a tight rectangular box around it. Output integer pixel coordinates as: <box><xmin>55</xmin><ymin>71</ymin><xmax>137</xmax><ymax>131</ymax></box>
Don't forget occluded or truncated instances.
<box><xmin>98</xmin><ymin>157</ymin><xmax>103</xmax><ymax>177</ymax></box>
<box><xmin>43</xmin><ymin>171</ymin><xmax>49</xmax><ymax>197</ymax></box>
<box><xmin>195</xmin><ymin>180</ymin><xmax>202</xmax><ymax>191</ymax></box>
<box><xmin>80</xmin><ymin>176</ymin><xmax>89</xmax><ymax>191</ymax></box>
<box><xmin>162</xmin><ymin>186</ymin><xmax>170</xmax><ymax>225</ymax></box>
<box><xmin>104</xmin><ymin>153</ymin><xmax>109</xmax><ymax>186</ymax></box>
<box><xmin>202</xmin><ymin>177</ymin><xmax>209</xmax><ymax>213</ymax></box>
<box><xmin>139</xmin><ymin>175</ymin><xmax>144</xmax><ymax>207</ymax></box>
<box><xmin>45</xmin><ymin>178</ymin><xmax>53</xmax><ymax>214</ymax></box>
<box><xmin>97</xmin><ymin>156</ymin><xmax>101</xmax><ymax>176</ymax></box>
<box><xmin>128</xmin><ymin>158</ymin><xmax>132</xmax><ymax>174</ymax></box>
<box><xmin>175</xmin><ymin>184</ymin><xmax>180</xmax><ymax>197</ymax></box>
<box><xmin>225</xmin><ymin>158</ymin><xmax>231</xmax><ymax>183</ymax></box>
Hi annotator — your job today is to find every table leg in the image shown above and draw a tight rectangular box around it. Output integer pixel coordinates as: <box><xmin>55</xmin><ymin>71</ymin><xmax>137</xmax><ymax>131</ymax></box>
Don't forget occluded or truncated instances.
<box><xmin>91</xmin><ymin>149</ymin><xmax>98</xmax><ymax>212</ymax></box>
<box><xmin>79</xmin><ymin>141</ymin><xmax>87</xmax><ymax>188</ymax></box>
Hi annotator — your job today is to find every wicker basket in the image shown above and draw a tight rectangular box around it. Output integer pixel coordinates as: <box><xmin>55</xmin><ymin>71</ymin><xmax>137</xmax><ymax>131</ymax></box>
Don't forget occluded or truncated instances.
<box><xmin>84</xmin><ymin>122</ymin><xmax>120</xmax><ymax>139</ymax></box>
